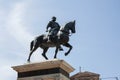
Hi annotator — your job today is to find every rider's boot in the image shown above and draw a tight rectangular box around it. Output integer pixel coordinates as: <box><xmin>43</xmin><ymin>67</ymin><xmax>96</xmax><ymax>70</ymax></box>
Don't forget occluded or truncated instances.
<box><xmin>47</xmin><ymin>35</ymin><xmax>51</xmax><ymax>42</ymax></box>
<box><xmin>48</xmin><ymin>36</ymin><xmax>50</xmax><ymax>42</ymax></box>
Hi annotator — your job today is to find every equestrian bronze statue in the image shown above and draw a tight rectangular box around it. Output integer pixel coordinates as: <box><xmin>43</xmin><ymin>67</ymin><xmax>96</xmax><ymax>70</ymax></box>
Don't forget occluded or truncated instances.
<box><xmin>27</xmin><ymin>20</ymin><xmax>76</xmax><ymax>62</ymax></box>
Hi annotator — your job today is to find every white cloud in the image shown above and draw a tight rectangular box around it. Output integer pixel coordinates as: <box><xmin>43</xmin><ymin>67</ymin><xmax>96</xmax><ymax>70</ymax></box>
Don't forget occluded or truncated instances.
<box><xmin>0</xmin><ymin>1</ymin><xmax>45</xmax><ymax>80</ymax></box>
<box><xmin>6</xmin><ymin>1</ymin><xmax>33</xmax><ymax>47</ymax></box>
<box><xmin>5</xmin><ymin>0</ymin><xmax>45</xmax><ymax>60</ymax></box>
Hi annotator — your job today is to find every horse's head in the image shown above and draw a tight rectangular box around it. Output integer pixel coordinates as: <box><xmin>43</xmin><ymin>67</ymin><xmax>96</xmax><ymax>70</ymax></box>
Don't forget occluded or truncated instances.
<box><xmin>60</xmin><ymin>20</ymin><xmax>76</xmax><ymax>36</ymax></box>
<box><xmin>64</xmin><ymin>20</ymin><xmax>76</xmax><ymax>33</ymax></box>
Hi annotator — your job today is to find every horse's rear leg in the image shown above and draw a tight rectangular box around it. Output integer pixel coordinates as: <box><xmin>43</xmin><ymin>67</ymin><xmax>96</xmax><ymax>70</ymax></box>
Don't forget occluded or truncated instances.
<box><xmin>27</xmin><ymin>45</ymin><xmax>39</xmax><ymax>62</ymax></box>
<box><xmin>63</xmin><ymin>43</ymin><xmax>72</xmax><ymax>56</ymax></box>
<box><xmin>54</xmin><ymin>47</ymin><xmax>59</xmax><ymax>59</ymax></box>
<box><xmin>42</xmin><ymin>47</ymin><xmax>49</xmax><ymax>60</ymax></box>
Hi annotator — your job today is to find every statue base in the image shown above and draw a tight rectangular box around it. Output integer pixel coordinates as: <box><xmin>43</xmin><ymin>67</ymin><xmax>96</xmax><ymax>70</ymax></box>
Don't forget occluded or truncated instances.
<box><xmin>12</xmin><ymin>59</ymin><xmax>75</xmax><ymax>80</ymax></box>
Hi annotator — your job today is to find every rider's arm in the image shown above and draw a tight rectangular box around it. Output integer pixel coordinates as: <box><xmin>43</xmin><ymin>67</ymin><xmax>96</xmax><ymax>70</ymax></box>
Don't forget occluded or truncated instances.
<box><xmin>57</xmin><ymin>22</ymin><xmax>60</xmax><ymax>30</ymax></box>
<box><xmin>46</xmin><ymin>21</ymin><xmax>52</xmax><ymax>32</ymax></box>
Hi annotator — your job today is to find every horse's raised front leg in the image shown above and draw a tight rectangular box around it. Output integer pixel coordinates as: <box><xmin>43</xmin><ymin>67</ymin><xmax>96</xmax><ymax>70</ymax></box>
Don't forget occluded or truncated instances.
<box><xmin>63</xmin><ymin>43</ymin><xmax>72</xmax><ymax>56</ymax></box>
<box><xmin>42</xmin><ymin>47</ymin><xmax>49</xmax><ymax>60</ymax></box>
<box><xmin>54</xmin><ymin>47</ymin><xmax>59</xmax><ymax>59</ymax></box>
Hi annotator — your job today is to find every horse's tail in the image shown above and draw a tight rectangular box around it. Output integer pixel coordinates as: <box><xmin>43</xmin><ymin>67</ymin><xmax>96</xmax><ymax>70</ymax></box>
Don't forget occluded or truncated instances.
<box><xmin>30</xmin><ymin>40</ymin><xmax>34</xmax><ymax>51</ymax></box>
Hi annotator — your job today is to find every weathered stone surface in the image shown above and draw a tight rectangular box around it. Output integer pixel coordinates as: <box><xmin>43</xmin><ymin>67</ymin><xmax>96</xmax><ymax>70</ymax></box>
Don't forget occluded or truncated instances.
<box><xmin>12</xmin><ymin>59</ymin><xmax>75</xmax><ymax>80</ymax></box>
<box><xmin>12</xmin><ymin>59</ymin><xmax>74</xmax><ymax>73</ymax></box>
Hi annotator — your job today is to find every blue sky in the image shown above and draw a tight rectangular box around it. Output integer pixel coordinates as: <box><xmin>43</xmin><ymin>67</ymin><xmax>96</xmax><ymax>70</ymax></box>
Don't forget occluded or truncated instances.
<box><xmin>0</xmin><ymin>0</ymin><xmax>120</xmax><ymax>80</ymax></box>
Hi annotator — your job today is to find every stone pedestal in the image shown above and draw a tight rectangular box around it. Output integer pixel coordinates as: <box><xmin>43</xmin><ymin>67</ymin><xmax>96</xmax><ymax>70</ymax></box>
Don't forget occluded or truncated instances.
<box><xmin>12</xmin><ymin>59</ymin><xmax>75</xmax><ymax>80</ymax></box>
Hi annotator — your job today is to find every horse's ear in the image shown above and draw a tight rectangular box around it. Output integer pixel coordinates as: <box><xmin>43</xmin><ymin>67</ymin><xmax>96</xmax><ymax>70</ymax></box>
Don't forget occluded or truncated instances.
<box><xmin>73</xmin><ymin>20</ymin><xmax>76</xmax><ymax>25</ymax></box>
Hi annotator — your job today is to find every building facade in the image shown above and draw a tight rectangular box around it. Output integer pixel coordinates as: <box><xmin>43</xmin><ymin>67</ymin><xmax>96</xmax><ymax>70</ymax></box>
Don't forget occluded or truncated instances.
<box><xmin>70</xmin><ymin>71</ymin><xmax>100</xmax><ymax>80</ymax></box>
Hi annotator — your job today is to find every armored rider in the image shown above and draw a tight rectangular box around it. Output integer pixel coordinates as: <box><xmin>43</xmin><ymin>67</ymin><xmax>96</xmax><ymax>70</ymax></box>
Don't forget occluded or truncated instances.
<box><xmin>46</xmin><ymin>16</ymin><xmax>63</xmax><ymax>51</ymax></box>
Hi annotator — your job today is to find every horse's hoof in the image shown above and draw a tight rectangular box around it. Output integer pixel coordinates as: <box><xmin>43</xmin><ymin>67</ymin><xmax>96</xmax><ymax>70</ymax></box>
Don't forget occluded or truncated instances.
<box><xmin>54</xmin><ymin>56</ymin><xmax>57</xmax><ymax>59</ymax></box>
<box><xmin>65</xmin><ymin>53</ymin><xmax>69</xmax><ymax>56</ymax></box>
<box><xmin>42</xmin><ymin>54</ymin><xmax>48</xmax><ymax>60</ymax></box>
<box><xmin>45</xmin><ymin>58</ymin><xmax>48</xmax><ymax>60</ymax></box>
<box><xmin>27</xmin><ymin>59</ymin><xmax>30</xmax><ymax>63</ymax></box>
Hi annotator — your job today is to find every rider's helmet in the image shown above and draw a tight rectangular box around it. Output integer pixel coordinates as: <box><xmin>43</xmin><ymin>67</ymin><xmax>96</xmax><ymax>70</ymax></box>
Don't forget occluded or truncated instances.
<box><xmin>52</xmin><ymin>16</ymin><xmax>56</xmax><ymax>21</ymax></box>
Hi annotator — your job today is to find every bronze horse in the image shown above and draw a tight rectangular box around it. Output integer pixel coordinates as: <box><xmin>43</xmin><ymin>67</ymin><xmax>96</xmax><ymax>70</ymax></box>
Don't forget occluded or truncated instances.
<box><xmin>27</xmin><ymin>20</ymin><xmax>76</xmax><ymax>62</ymax></box>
